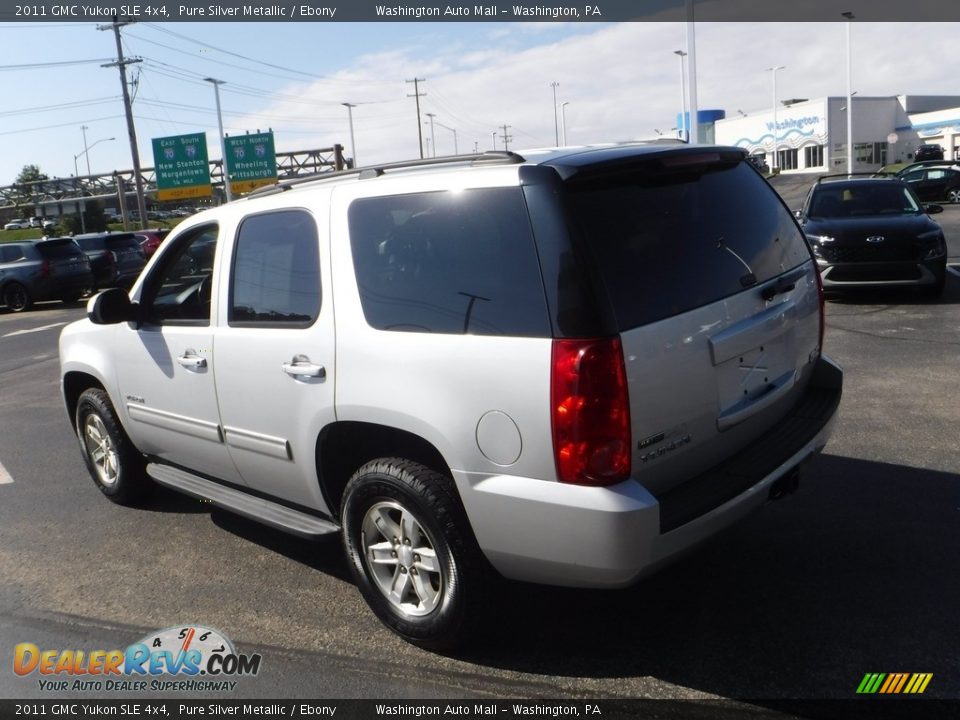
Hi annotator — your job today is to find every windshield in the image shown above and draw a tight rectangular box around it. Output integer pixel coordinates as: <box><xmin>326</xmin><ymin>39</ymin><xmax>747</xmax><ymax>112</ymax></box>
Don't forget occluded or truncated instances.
<box><xmin>809</xmin><ymin>183</ymin><xmax>920</xmax><ymax>218</ymax></box>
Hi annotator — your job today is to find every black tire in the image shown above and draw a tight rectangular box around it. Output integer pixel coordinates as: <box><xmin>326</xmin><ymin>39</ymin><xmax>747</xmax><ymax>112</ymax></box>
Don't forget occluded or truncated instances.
<box><xmin>341</xmin><ymin>458</ymin><xmax>488</xmax><ymax>650</ymax></box>
<box><xmin>75</xmin><ymin>388</ymin><xmax>149</xmax><ymax>505</ymax></box>
<box><xmin>2</xmin><ymin>281</ymin><xmax>31</xmax><ymax>312</ymax></box>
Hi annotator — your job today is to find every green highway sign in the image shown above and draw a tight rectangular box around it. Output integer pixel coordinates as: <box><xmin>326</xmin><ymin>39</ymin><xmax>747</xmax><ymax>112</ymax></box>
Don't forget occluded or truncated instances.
<box><xmin>225</xmin><ymin>132</ymin><xmax>278</xmax><ymax>194</ymax></box>
<box><xmin>152</xmin><ymin>133</ymin><xmax>212</xmax><ymax>201</ymax></box>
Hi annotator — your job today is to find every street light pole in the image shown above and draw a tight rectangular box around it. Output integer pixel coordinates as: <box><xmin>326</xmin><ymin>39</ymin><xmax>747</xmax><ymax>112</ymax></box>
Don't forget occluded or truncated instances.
<box><xmin>425</xmin><ymin>112</ymin><xmax>437</xmax><ymax>158</ymax></box>
<box><xmin>342</xmin><ymin>103</ymin><xmax>358</xmax><ymax>167</ymax></box>
<box><xmin>204</xmin><ymin>77</ymin><xmax>232</xmax><ymax>202</ymax></box>
<box><xmin>433</xmin><ymin>119</ymin><xmax>458</xmax><ymax>155</ymax></box>
<box><xmin>674</xmin><ymin>50</ymin><xmax>688</xmax><ymax>142</ymax></box>
<box><xmin>80</xmin><ymin>125</ymin><xmax>92</xmax><ymax>175</ymax></box>
<box><xmin>685</xmin><ymin>0</ymin><xmax>699</xmax><ymax>145</ymax></box>
<box><xmin>843</xmin><ymin>11</ymin><xmax>855</xmax><ymax>175</ymax></box>
<box><xmin>766</xmin><ymin>65</ymin><xmax>785</xmax><ymax>171</ymax></box>
<box><xmin>550</xmin><ymin>81</ymin><xmax>560</xmax><ymax>146</ymax></box>
<box><xmin>491</xmin><ymin>131</ymin><xmax>497</xmax><ymax>151</ymax></box>
<box><xmin>560</xmin><ymin>101</ymin><xmax>570</xmax><ymax>145</ymax></box>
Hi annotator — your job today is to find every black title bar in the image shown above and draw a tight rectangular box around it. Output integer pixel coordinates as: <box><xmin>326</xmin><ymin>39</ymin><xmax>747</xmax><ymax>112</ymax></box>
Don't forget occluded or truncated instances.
<box><xmin>0</xmin><ymin>0</ymin><xmax>956</xmax><ymax>23</ymax></box>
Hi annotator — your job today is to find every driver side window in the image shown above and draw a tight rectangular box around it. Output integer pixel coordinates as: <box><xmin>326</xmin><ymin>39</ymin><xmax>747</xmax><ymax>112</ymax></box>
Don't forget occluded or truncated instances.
<box><xmin>142</xmin><ymin>224</ymin><xmax>219</xmax><ymax>326</ymax></box>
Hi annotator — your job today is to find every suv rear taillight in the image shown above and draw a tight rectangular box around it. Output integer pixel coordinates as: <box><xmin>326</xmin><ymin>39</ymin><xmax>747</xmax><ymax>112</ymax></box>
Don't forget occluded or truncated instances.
<box><xmin>39</xmin><ymin>260</ymin><xmax>51</xmax><ymax>278</ymax></box>
<box><xmin>551</xmin><ymin>338</ymin><xmax>631</xmax><ymax>486</ymax></box>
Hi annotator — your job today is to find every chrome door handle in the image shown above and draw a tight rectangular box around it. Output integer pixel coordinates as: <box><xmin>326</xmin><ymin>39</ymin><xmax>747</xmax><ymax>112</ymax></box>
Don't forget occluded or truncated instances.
<box><xmin>282</xmin><ymin>355</ymin><xmax>326</xmax><ymax>379</ymax></box>
<box><xmin>177</xmin><ymin>350</ymin><xmax>207</xmax><ymax>370</ymax></box>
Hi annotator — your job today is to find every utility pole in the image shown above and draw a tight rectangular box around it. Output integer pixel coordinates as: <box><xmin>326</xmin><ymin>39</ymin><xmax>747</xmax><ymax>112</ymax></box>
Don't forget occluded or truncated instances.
<box><xmin>101</xmin><ymin>15</ymin><xmax>147</xmax><ymax>230</ymax></box>
<box><xmin>406</xmin><ymin>78</ymin><xmax>426</xmax><ymax>159</ymax></box>
<box><xmin>500</xmin><ymin>125</ymin><xmax>512</xmax><ymax>151</ymax></box>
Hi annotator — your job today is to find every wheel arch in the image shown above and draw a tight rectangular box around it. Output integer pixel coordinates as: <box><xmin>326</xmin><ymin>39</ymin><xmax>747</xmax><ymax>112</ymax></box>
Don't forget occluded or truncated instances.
<box><xmin>62</xmin><ymin>371</ymin><xmax>107</xmax><ymax>431</ymax></box>
<box><xmin>315</xmin><ymin>421</ymin><xmax>454</xmax><ymax>518</ymax></box>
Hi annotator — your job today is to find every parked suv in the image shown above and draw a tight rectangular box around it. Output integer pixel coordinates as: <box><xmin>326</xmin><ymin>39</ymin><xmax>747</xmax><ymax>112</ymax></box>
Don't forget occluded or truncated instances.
<box><xmin>1</xmin><ymin>238</ymin><xmax>93</xmax><ymax>312</ymax></box>
<box><xmin>72</xmin><ymin>232</ymin><xmax>147</xmax><ymax>289</ymax></box>
<box><xmin>798</xmin><ymin>174</ymin><xmax>947</xmax><ymax>297</ymax></box>
<box><xmin>59</xmin><ymin>146</ymin><xmax>842</xmax><ymax>648</ymax></box>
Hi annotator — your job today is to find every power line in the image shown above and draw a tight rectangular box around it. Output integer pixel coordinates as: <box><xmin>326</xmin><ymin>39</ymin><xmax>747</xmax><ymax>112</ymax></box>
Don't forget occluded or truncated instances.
<box><xmin>0</xmin><ymin>58</ymin><xmax>114</xmax><ymax>71</ymax></box>
<box><xmin>0</xmin><ymin>97</ymin><xmax>119</xmax><ymax>118</ymax></box>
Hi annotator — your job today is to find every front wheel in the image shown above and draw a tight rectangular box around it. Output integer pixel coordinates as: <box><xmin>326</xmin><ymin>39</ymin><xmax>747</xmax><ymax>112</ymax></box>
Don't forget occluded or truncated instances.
<box><xmin>947</xmin><ymin>188</ymin><xmax>960</xmax><ymax>204</ymax></box>
<box><xmin>341</xmin><ymin>458</ymin><xmax>488</xmax><ymax>650</ymax></box>
<box><xmin>75</xmin><ymin>388</ymin><xmax>149</xmax><ymax>504</ymax></box>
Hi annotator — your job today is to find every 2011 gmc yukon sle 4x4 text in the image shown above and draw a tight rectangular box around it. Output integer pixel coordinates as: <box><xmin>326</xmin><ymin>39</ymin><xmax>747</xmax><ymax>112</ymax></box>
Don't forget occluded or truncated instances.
<box><xmin>59</xmin><ymin>145</ymin><xmax>842</xmax><ymax>649</ymax></box>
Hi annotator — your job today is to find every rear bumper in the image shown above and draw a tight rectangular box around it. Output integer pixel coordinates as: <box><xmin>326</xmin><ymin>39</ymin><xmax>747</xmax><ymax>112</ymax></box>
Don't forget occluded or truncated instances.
<box><xmin>455</xmin><ymin>355</ymin><xmax>842</xmax><ymax>588</ymax></box>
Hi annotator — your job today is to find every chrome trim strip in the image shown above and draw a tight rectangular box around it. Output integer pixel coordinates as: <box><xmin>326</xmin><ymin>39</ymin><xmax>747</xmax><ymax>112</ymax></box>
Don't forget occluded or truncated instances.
<box><xmin>126</xmin><ymin>404</ymin><xmax>223</xmax><ymax>443</ymax></box>
<box><xmin>223</xmin><ymin>426</ymin><xmax>293</xmax><ymax>461</ymax></box>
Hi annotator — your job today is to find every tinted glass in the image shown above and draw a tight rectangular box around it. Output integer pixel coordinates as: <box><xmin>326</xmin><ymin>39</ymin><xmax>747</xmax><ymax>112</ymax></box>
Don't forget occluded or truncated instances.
<box><xmin>348</xmin><ymin>188</ymin><xmax>549</xmax><ymax>336</ymax></box>
<box><xmin>145</xmin><ymin>225</ymin><xmax>219</xmax><ymax>325</ymax></box>
<box><xmin>0</xmin><ymin>245</ymin><xmax>25</xmax><ymax>262</ymax></box>
<box><xmin>36</xmin><ymin>239</ymin><xmax>85</xmax><ymax>259</ymax></box>
<box><xmin>74</xmin><ymin>237</ymin><xmax>105</xmax><ymax>251</ymax></box>
<box><xmin>105</xmin><ymin>235</ymin><xmax>140</xmax><ymax>250</ymax></box>
<box><xmin>565</xmin><ymin>159</ymin><xmax>811</xmax><ymax>331</ymax></box>
<box><xmin>810</xmin><ymin>182</ymin><xmax>920</xmax><ymax>217</ymax></box>
<box><xmin>229</xmin><ymin>210</ymin><xmax>320</xmax><ymax>326</ymax></box>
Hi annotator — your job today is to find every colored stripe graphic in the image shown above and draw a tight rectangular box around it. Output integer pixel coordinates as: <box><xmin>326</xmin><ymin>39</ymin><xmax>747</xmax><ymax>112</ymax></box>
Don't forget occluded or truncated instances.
<box><xmin>857</xmin><ymin>673</ymin><xmax>932</xmax><ymax>694</ymax></box>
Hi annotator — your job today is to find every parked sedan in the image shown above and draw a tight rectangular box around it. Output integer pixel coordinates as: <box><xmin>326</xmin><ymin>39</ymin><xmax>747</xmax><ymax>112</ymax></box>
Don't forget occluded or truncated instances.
<box><xmin>3</xmin><ymin>219</ymin><xmax>31</xmax><ymax>231</ymax></box>
<box><xmin>0</xmin><ymin>238</ymin><xmax>94</xmax><ymax>312</ymax></box>
<box><xmin>72</xmin><ymin>232</ymin><xmax>147</xmax><ymax>289</ymax></box>
<box><xmin>899</xmin><ymin>166</ymin><xmax>960</xmax><ymax>204</ymax></box>
<box><xmin>798</xmin><ymin>175</ymin><xmax>947</xmax><ymax>297</ymax></box>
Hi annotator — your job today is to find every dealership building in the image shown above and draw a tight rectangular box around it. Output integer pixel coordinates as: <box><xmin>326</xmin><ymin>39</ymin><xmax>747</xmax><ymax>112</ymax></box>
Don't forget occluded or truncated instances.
<box><xmin>711</xmin><ymin>95</ymin><xmax>960</xmax><ymax>173</ymax></box>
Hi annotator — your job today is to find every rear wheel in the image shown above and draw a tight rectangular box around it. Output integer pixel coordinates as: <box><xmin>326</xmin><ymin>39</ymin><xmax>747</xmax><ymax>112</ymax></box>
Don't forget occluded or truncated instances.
<box><xmin>341</xmin><ymin>458</ymin><xmax>488</xmax><ymax>650</ymax></box>
<box><xmin>75</xmin><ymin>388</ymin><xmax>149</xmax><ymax>504</ymax></box>
<box><xmin>947</xmin><ymin>187</ymin><xmax>960</xmax><ymax>204</ymax></box>
<box><xmin>2</xmin><ymin>282</ymin><xmax>31</xmax><ymax>312</ymax></box>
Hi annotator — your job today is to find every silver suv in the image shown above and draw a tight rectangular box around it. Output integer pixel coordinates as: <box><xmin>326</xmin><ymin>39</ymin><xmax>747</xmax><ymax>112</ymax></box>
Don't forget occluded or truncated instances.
<box><xmin>59</xmin><ymin>146</ymin><xmax>842</xmax><ymax>648</ymax></box>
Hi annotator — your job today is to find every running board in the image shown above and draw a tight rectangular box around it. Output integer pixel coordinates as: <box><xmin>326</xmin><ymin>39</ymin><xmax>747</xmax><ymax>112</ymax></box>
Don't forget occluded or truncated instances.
<box><xmin>146</xmin><ymin>463</ymin><xmax>340</xmax><ymax>539</ymax></box>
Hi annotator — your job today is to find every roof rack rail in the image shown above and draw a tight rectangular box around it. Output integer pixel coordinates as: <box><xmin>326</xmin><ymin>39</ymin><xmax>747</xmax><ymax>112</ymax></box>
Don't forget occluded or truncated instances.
<box><xmin>245</xmin><ymin>150</ymin><xmax>526</xmax><ymax>199</ymax></box>
<box><xmin>815</xmin><ymin>172</ymin><xmax>893</xmax><ymax>183</ymax></box>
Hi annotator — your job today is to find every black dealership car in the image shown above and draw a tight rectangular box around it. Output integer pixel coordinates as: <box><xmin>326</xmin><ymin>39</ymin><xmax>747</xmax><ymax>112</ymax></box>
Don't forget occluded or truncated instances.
<box><xmin>72</xmin><ymin>232</ymin><xmax>147</xmax><ymax>289</ymax></box>
<box><xmin>899</xmin><ymin>166</ymin><xmax>960</xmax><ymax>204</ymax></box>
<box><xmin>797</xmin><ymin>175</ymin><xmax>947</xmax><ymax>298</ymax></box>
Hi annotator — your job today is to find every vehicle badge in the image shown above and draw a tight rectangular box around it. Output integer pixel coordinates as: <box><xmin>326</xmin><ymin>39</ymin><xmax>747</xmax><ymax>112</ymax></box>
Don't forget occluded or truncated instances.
<box><xmin>866</xmin><ymin>236</ymin><xmax>885</xmax><ymax>243</ymax></box>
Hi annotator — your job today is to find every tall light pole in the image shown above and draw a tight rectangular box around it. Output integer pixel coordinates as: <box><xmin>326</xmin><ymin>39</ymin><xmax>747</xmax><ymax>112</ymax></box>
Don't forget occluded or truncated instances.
<box><xmin>491</xmin><ymin>131</ymin><xmax>497</xmax><ymax>151</ymax></box>
<box><xmin>434</xmin><ymin>119</ymin><xmax>458</xmax><ymax>155</ymax></box>
<box><xmin>766</xmin><ymin>65</ymin><xmax>785</xmax><ymax>171</ymax></box>
<box><xmin>560</xmin><ymin>101</ymin><xmax>570</xmax><ymax>145</ymax></box>
<box><xmin>550</xmin><ymin>81</ymin><xmax>560</xmax><ymax>146</ymax></box>
<box><xmin>685</xmin><ymin>0</ymin><xmax>699</xmax><ymax>145</ymax></box>
<box><xmin>204</xmin><ymin>77</ymin><xmax>232</xmax><ymax>202</ymax></box>
<box><xmin>674</xmin><ymin>50</ymin><xmax>688</xmax><ymax>142</ymax></box>
<box><xmin>73</xmin><ymin>136</ymin><xmax>115</xmax><ymax>233</ymax></box>
<box><xmin>342</xmin><ymin>103</ymin><xmax>358</xmax><ymax>167</ymax></box>
<box><xmin>425</xmin><ymin>112</ymin><xmax>437</xmax><ymax>158</ymax></box>
<box><xmin>74</xmin><ymin>136</ymin><xmax>114</xmax><ymax>178</ymax></box>
<box><xmin>843</xmin><ymin>11</ymin><xmax>855</xmax><ymax>175</ymax></box>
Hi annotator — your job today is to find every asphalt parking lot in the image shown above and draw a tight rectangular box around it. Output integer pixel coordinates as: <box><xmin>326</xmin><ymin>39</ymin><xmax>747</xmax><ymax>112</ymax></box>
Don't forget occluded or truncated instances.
<box><xmin>1</xmin><ymin>185</ymin><xmax>958</xmax><ymax>709</ymax></box>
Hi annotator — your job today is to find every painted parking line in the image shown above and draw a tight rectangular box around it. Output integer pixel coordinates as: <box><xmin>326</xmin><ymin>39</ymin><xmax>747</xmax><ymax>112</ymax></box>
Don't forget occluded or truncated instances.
<box><xmin>947</xmin><ymin>265</ymin><xmax>960</xmax><ymax>279</ymax></box>
<box><xmin>1</xmin><ymin>322</ymin><xmax>67</xmax><ymax>339</ymax></box>
<box><xmin>0</xmin><ymin>461</ymin><xmax>13</xmax><ymax>485</ymax></box>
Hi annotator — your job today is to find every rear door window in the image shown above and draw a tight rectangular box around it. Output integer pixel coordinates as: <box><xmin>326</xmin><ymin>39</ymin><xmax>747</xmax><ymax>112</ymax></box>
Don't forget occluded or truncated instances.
<box><xmin>564</xmin><ymin>159</ymin><xmax>810</xmax><ymax>330</ymax></box>
<box><xmin>348</xmin><ymin>188</ymin><xmax>549</xmax><ymax>337</ymax></box>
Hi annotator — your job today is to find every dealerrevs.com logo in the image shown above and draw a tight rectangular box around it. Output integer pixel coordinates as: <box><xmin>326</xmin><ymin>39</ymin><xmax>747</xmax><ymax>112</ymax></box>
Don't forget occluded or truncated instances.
<box><xmin>13</xmin><ymin>625</ymin><xmax>262</xmax><ymax>692</ymax></box>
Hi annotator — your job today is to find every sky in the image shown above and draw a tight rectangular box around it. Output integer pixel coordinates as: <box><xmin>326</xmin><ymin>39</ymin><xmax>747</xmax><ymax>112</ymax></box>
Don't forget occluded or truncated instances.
<box><xmin>0</xmin><ymin>20</ymin><xmax>956</xmax><ymax>186</ymax></box>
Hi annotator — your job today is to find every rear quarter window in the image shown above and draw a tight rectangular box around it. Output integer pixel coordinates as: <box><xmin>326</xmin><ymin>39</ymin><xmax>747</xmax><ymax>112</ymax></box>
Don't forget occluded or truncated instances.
<box><xmin>348</xmin><ymin>188</ymin><xmax>550</xmax><ymax>337</ymax></box>
<box><xmin>564</xmin><ymin>159</ymin><xmax>810</xmax><ymax>330</ymax></box>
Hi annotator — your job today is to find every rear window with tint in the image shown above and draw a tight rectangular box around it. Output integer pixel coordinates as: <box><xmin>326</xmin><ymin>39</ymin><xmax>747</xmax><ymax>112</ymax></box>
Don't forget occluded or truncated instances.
<box><xmin>348</xmin><ymin>188</ymin><xmax>549</xmax><ymax>337</ymax></box>
<box><xmin>105</xmin><ymin>235</ymin><xmax>140</xmax><ymax>250</ymax></box>
<box><xmin>564</xmin><ymin>159</ymin><xmax>810</xmax><ymax>330</ymax></box>
<box><xmin>36</xmin><ymin>239</ymin><xmax>85</xmax><ymax>259</ymax></box>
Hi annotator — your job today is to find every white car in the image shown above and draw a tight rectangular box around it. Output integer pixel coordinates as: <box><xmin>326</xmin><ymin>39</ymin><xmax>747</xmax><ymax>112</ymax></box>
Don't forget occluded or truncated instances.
<box><xmin>59</xmin><ymin>145</ymin><xmax>842</xmax><ymax>649</ymax></box>
<box><xmin>4</xmin><ymin>219</ymin><xmax>31</xmax><ymax>230</ymax></box>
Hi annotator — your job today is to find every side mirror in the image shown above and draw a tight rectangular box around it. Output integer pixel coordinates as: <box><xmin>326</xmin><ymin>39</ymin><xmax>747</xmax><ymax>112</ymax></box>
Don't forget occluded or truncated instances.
<box><xmin>925</xmin><ymin>204</ymin><xmax>944</xmax><ymax>215</ymax></box>
<box><xmin>88</xmin><ymin>288</ymin><xmax>136</xmax><ymax>325</ymax></box>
